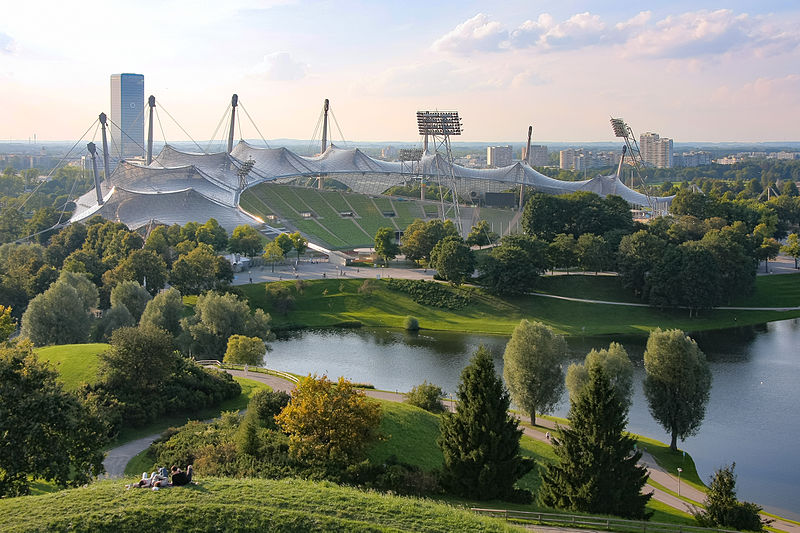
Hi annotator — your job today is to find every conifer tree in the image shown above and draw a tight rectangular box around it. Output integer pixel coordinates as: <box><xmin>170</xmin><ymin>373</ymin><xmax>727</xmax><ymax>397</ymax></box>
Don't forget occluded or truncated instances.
<box><xmin>540</xmin><ymin>366</ymin><xmax>652</xmax><ymax>518</ymax></box>
<box><xmin>437</xmin><ymin>345</ymin><xmax>533</xmax><ymax>500</ymax></box>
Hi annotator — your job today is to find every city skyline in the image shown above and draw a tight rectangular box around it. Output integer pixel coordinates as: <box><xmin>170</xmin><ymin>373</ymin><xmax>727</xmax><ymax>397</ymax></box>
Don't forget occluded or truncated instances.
<box><xmin>1</xmin><ymin>1</ymin><xmax>799</xmax><ymax>143</ymax></box>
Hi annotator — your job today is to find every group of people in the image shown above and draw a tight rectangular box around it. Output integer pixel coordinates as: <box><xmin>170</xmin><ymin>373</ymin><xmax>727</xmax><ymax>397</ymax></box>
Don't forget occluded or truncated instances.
<box><xmin>126</xmin><ymin>465</ymin><xmax>193</xmax><ymax>490</ymax></box>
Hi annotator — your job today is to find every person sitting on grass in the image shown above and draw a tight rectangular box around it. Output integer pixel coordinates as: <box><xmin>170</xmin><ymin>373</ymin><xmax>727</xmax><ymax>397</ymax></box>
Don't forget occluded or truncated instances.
<box><xmin>170</xmin><ymin>465</ymin><xmax>194</xmax><ymax>486</ymax></box>
<box><xmin>127</xmin><ymin>469</ymin><xmax>170</xmax><ymax>490</ymax></box>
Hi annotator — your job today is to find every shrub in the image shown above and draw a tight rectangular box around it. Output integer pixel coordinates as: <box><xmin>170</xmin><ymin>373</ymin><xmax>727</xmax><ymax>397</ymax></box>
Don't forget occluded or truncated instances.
<box><xmin>403</xmin><ymin>316</ymin><xmax>419</xmax><ymax>331</ymax></box>
<box><xmin>385</xmin><ymin>279</ymin><xmax>470</xmax><ymax>309</ymax></box>
<box><xmin>224</xmin><ymin>334</ymin><xmax>266</xmax><ymax>366</ymax></box>
<box><xmin>405</xmin><ymin>381</ymin><xmax>445</xmax><ymax>413</ymax></box>
<box><xmin>248</xmin><ymin>389</ymin><xmax>291</xmax><ymax>429</ymax></box>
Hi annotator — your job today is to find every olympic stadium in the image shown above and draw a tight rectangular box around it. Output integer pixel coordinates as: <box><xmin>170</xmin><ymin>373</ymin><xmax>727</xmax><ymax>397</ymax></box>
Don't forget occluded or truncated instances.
<box><xmin>70</xmin><ymin>97</ymin><xmax>673</xmax><ymax>251</ymax></box>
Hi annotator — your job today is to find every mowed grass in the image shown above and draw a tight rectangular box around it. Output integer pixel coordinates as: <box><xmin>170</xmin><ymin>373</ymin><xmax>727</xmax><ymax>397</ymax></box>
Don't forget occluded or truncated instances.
<box><xmin>732</xmin><ymin>272</ymin><xmax>800</xmax><ymax>307</ymax></box>
<box><xmin>368</xmin><ymin>399</ymin><xmax>444</xmax><ymax>470</ymax></box>
<box><xmin>239</xmin><ymin>279</ymin><xmax>800</xmax><ymax>336</ymax></box>
<box><xmin>0</xmin><ymin>477</ymin><xmax>520</xmax><ymax>533</ymax></box>
<box><xmin>535</xmin><ymin>275</ymin><xmax>642</xmax><ymax>303</ymax></box>
<box><xmin>34</xmin><ymin>343</ymin><xmax>109</xmax><ymax>391</ymax></box>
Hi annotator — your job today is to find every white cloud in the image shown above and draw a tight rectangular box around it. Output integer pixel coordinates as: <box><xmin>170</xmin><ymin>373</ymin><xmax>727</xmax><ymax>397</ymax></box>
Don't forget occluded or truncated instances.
<box><xmin>251</xmin><ymin>52</ymin><xmax>307</xmax><ymax>81</ymax></box>
<box><xmin>431</xmin><ymin>13</ymin><xmax>508</xmax><ymax>54</ymax></box>
<box><xmin>0</xmin><ymin>32</ymin><xmax>17</xmax><ymax>54</ymax></box>
<box><xmin>714</xmin><ymin>75</ymin><xmax>800</xmax><ymax>106</ymax></box>
<box><xmin>432</xmin><ymin>9</ymin><xmax>800</xmax><ymax>59</ymax></box>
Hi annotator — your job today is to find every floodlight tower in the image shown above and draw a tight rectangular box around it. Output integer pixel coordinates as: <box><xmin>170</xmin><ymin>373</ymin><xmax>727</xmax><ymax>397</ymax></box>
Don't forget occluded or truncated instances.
<box><xmin>417</xmin><ymin>111</ymin><xmax>463</xmax><ymax>235</ymax></box>
<box><xmin>610</xmin><ymin>117</ymin><xmax>655</xmax><ymax>213</ymax></box>
<box><xmin>146</xmin><ymin>95</ymin><xmax>156</xmax><ymax>165</ymax></box>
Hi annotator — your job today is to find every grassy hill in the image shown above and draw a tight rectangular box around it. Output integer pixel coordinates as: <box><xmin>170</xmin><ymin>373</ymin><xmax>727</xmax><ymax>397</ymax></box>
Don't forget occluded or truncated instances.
<box><xmin>239</xmin><ymin>278</ymin><xmax>800</xmax><ymax>336</ymax></box>
<box><xmin>34</xmin><ymin>343</ymin><xmax>109</xmax><ymax>391</ymax></box>
<box><xmin>0</xmin><ymin>477</ymin><xmax>520</xmax><ymax>532</ymax></box>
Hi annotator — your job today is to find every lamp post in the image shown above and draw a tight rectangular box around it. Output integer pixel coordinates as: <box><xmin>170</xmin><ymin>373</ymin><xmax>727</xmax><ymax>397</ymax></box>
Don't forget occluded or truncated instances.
<box><xmin>677</xmin><ymin>467</ymin><xmax>683</xmax><ymax>497</ymax></box>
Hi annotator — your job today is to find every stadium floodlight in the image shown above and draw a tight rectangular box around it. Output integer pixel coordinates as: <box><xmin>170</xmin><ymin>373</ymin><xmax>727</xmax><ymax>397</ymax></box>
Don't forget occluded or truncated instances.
<box><xmin>399</xmin><ymin>148</ymin><xmax>423</xmax><ymax>161</ymax></box>
<box><xmin>417</xmin><ymin>111</ymin><xmax>462</xmax><ymax>136</ymax></box>
<box><xmin>610</xmin><ymin>118</ymin><xmax>628</xmax><ymax>138</ymax></box>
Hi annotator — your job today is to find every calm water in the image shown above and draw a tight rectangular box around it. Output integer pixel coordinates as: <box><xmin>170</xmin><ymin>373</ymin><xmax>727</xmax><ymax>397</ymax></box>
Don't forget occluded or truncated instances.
<box><xmin>266</xmin><ymin>320</ymin><xmax>800</xmax><ymax>519</ymax></box>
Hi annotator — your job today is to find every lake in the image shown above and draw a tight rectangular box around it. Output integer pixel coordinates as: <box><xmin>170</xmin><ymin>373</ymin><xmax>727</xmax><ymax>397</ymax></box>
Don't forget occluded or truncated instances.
<box><xmin>266</xmin><ymin>319</ymin><xmax>800</xmax><ymax>519</ymax></box>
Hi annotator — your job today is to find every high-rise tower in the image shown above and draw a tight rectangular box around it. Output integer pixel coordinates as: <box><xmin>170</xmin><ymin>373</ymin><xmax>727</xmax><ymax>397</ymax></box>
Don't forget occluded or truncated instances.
<box><xmin>110</xmin><ymin>73</ymin><xmax>145</xmax><ymax>160</ymax></box>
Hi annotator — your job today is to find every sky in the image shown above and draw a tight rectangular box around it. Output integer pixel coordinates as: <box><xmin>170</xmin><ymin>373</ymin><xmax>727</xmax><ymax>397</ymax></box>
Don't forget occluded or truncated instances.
<box><xmin>1</xmin><ymin>0</ymin><xmax>799</xmax><ymax>144</ymax></box>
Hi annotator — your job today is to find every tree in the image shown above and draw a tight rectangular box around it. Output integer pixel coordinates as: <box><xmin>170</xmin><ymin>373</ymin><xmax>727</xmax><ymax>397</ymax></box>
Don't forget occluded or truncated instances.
<box><xmin>139</xmin><ymin>288</ymin><xmax>184</xmax><ymax>336</ymax></box>
<box><xmin>643</xmin><ymin>328</ymin><xmax>712</xmax><ymax>451</ymax></box>
<box><xmin>438</xmin><ymin>345</ymin><xmax>532</xmax><ymax>500</ymax></box>
<box><xmin>405</xmin><ymin>381</ymin><xmax>445</xmax><ymax>413</ymax></box>
<box><xmin>275</xmin><ymin>375</ymin><xmax>382</xmax><ymax>467</ymax></box>
<box><xmin>0</xmin><ymin>305</ymin><xmax>16</xmax><ymax>342</ymax></box>
<box><xmin>170</xmin><ymin>243</ymin><xmax>233</xmax><ymax>295</ymax></box>
<box><xmin>617</xmin><ymin>230</ymin><xmax>666</xmax><ymax>297</ymax></box>
<box><xmin>0</xmin><ymin>341</ymin><xmax>107</xmax><ymax>497</ymax></box>
<box><xmin>549</xmin><ymin>233</ymin><xmax>577</xmax><ymax>272</ymax></box>
<box><xmin>539</xmin><ymin>366</ymin><xmax>652</xmax><ymax>518</ymax></box>
<box><xmin>223</xmin><ymin>334</ymin><xmax>266</xmax><ymax>365</ymax></box>
<box><xmin>522</xmin><ymin>193</ymin><xmax>568</xmax><ymax>241</ymax></box>
<box><xmin>181</xmin><ymin>291</ymin><xmax>270</xmax><ymax>357</ymax></box>
<box><xmin>401</xmin><ymin>219</ymin><xmax>458</xmax><ymax>263</ymax></box>
<box><xmin>289</xmin><ymin>231</ymin><xmax>308</xmax><ymax>260</ymax></box>
<box><xmin>114</xmin><ymin>249</ymin><xmax>168</xmax><ymax>296</ymax></box>
<box><xmin>46</xmin><ymin>223</ymin><xmax>87</xmax><ymax>268</ymax></box>
<box><xmin>195</xmin><ymin>218</ymin><xmax>228</xmax><ymax>252</ymax></box>
<box><xmin>20</xmin><ymin>282</ymin><xmax>92</xmax><ymax>346</ymax></box>
<box><xmin>566</xmin><ymin>342</ymin><xmax>633</xmax><ymax>408</ymax></box>
<box><xmin>110</xmin><ymin>280</ymin><xmax>151</xmax><ymax>322</ymax></box>
<box><xmin>374</xmin><ymin>226</ymin><xmax>400</xmax><ymax>265</ymax></box>
<box><xmin>274</xmin><ymin>233</ymin><xmax>294</xmax><ymax>256</ymax></box>
<box><xmin>56</xmin><ymin>270</ymin><xmax>99</xmax><ymax>312</ymax></box>
<box><xmin>262</xmin><ymin>239</ymin><xmax>285</xmax><ymax>272</ymax></box>
<box><xmin>478</xmin><ymin>234</ymin><xmax>549</xmax><ymax>295</ymax></box>
<box><xmin>503</xmin><ymin>320</ymin><xmax>567</xmax><ymax>425</ymax></box>
<box><xmin>99</xmin><ymin>325</ymin><xmax>178</xmax><ymax>396</ymax></box>
<box><xmin>429</xmin><ymin>236</ymin><xmax>475</xmax><ymax>285</ymax></box>
<box><xmin>96</xmin><ymin>305</ymin><xmax>135</xmax><ymax>341</ymax></box>
<box><xmin>228</xmin><ymin>224</ymin><xmax>263</xmax><ymax>259</ymax></box>
<box><xmin>465</xmin><ymin>220</ymin><xmax>497</xmax><ymax>247</ymax></box>
<box><xmin>576</xmin><ymin>233</ymin><xmax>610</xmax><ymax>274</ymax></box>
<box><xmin>757</xmin><ymin>237</ymin><xmax>781</xmax><ymax>273</ymax></box>
<box><xmin>782</xmin><ymin>233</ymin><xmax>800</xmax><ymax>269</ymax></box>
<box><xmin>693</xmin><ymin>463</ymin><xmax>766</xmax><ymax>531</ymax></box>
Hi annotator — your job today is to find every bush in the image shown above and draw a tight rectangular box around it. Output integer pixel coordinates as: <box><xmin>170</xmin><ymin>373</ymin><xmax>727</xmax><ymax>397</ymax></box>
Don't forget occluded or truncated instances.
<box><xmin>247</xmin><ymin>389</ymin><xmax>291</xmax><ymax>429</ymax></box>
<box><xmin>224</xmin><ymin>334</ymin><xmax>266</xmax><ymax>366</ymax></box>
<box><xmin>403</xmin><ymin>316</ymin><xmax>419</xmax><ymax>331</ymax></box>
<box><xmin>385</xmin><ymin>279</ymin><xmax>471</xmax><ymax>309</ymax></box>
<box><xmin>405</xmin><ymin>381</ymin><xmax>445</xmax><ymax>413</ymax></box>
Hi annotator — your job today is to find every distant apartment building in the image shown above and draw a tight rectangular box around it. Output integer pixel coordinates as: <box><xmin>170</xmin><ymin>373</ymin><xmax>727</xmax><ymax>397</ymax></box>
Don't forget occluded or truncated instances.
<box><xmin>559</xmin><ymin>149</ymin><xmax>583</xmax><ymax>171</ymax></box>
<box><xmin>639</xmin><ymin>132</ymin><xmax>673</xmax><ymax>168</ymax></box>
<box><xmin>522</xmin><ymin>144</ymin><xmax>549</xmax><ymax>166</ymax></box>
<box><xmin>110</xmin><ymin>73</ymin><xmax>145</xmax><ymax>160</ymax></box>
<box><xmin>381</xmin><ymin>146</ymin><xmax>397</xmax><ymax>159</ymax></box>
<box><xmin>559</xmin><ymin>149</ymin><xmax>620</xmax><ymax>171</ymax></box>
<box><xmin>487</xmin><ymin>145</ymin><xmax>513</xmax><ymax>168</ymax></box>
<box><xmin>674</xmin><ymin>151</ymin><xmax>712</xmax><ymax>167</ymax></box>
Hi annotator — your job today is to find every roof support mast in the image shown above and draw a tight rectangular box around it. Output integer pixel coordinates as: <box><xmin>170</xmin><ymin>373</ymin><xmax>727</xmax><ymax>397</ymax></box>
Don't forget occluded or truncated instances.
<box><xmin>321</xmin><ymin>98</ymin><xmax>329</xmax><ymax>154</ymax></box>
<box><xmin>98</xmin><ymin>113</ymin><xmax>111</xmax><ymax>182</ymax></box>
<box><xmin>146</xmin><ymin>95</ymin><xmax>156</xmax><ymax>164</ymax></box>
<box><xmin>520</xmin><ymin>125</ymin><xmax>532</xmax><ymax>211</ymax></box>
<box><xmin>87</xmin><ymin>142</ymin><xmax>103</xmax><ymax>205</ymax></box>
<box><xmin>227</xmin><ymin>94</ymin><xmax>238</xmax><ymax>154</ymax></box>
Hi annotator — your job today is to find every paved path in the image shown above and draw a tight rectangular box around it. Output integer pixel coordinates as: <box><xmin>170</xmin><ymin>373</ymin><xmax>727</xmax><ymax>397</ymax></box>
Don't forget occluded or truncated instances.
<box><xmin>103</xmin><ymin>368</ymin><xmax>800</xmax><ymax>532</ymax></box>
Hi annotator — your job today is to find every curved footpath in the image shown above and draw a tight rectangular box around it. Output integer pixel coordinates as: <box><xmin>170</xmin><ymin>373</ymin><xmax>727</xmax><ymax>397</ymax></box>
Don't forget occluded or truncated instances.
<box><xmin>105</xmin><ymin>368</ymin><xmax>799</xmax><ymax>532</ymax></box>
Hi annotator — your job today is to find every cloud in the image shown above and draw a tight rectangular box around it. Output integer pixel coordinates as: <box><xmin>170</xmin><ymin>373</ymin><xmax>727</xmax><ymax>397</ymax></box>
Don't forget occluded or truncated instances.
<box><xmin>432</xmin><ymin>9</ymin><xmax>800</xmax><ymax>59</ymax></box>
<box><xmin>251</xmin><ymin>52</ymin><xmax>307</xmax><ymax>81</ymax></box>
<box><xmin>0</xmin><ymin>32</ymin><xmax>17</xmax><ymax>54</ymax></box>
<box><xmin>714</xmin><ymin>75</ymin><xmax>800</xmax><ymax>106</ymax></box>
<box><xmin>432</xmin><ymin>13</ymin><xmax>508</xmax><ymax>54</ymax></box>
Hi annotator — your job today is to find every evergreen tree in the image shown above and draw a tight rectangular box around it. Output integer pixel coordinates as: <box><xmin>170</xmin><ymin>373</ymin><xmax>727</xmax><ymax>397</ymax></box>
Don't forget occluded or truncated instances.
<box><xmin>438</xmin><ymin>345</ymin><xmax>533</xmax><ymax>501</ymax></box>
<box><xmin>540</xmin><ymin>366</ymin><xmax>652</xmax><ymax>518</ymax></box>
<box><xmin>694</xmin><ymin>463</ymin><xmax>766</xmax><ymax>531</ymax></box>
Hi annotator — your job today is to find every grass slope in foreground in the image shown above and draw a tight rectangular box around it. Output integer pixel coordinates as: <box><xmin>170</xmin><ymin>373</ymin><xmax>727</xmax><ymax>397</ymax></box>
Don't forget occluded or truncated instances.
<box><xmin>239</xmin><ymin>278</ymin><xmax>800</xmax><ymax>336</ymax></box>
<box><xmin>0</xmin><ymin>478</ymin><xmax>520</xmax><ymax>533</ymax></box>
<box><xmin>34</xmin><ymin>343</ymin><xmax>109</xmax><ymax>391</ymax></box>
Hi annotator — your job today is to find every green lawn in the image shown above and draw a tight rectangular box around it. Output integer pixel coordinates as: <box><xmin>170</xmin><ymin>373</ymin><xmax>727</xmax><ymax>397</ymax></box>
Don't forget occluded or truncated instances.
<box><xmin>0</xmin><ymin>477</ymin><xmax>519</xmax><ymax>533</ymax></box>
<box><xmin>732</xmin><ymin>272</ymin><xmax>800</xmax><ymax>307</ymax></box>
<box><xmin>535</xmin><ymin>275</ymin><xmax>642</xmax><ymax>303</ymax></box>
<box><xmin>34</xmin><ymin>343</ymin><xmax>109</xmax><ymax>391</ymax></box>
<box><xmin>239</xmin><ymin>278</ymin><xmax>800</xmax><ymax>336</ymax></box>
<box><xmin>368</xmin><ymin>399</ymin><xmax>444</xmax><ymax>470</ymax></box>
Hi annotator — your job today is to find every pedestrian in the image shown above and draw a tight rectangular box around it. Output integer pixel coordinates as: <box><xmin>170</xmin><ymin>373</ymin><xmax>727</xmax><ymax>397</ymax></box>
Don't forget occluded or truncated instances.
<box><xmin>170</xmin><ymin>465</ymin><xmax>194</xmax><ymax>486</ymax></box>
<box><xmin>545</xmin><ymin>431</ymin><xmax>550</xmax><ymax>440</ymax></box>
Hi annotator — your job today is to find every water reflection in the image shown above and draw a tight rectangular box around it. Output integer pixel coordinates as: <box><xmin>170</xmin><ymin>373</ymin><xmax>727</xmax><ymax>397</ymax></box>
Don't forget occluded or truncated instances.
<box><xmin>269</xmin><ymin>320</ymin><xmax>800</xmax><ymax>519</ymax></box>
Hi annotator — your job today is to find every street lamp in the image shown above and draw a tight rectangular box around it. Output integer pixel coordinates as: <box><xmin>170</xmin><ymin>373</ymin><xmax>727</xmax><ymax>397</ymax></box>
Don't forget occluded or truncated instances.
<box><xmin>677</xmin><ymin>467</ymin><xmax>683</xmax><ymax>497</ymax></box>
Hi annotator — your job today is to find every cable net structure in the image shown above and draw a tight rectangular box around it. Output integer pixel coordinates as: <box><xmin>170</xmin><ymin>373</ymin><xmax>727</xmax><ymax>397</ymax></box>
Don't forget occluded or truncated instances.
<box><xmin>71</xmin><ymin>141</ymin><xmax>673</xmax><ymax>233</ymax></box>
